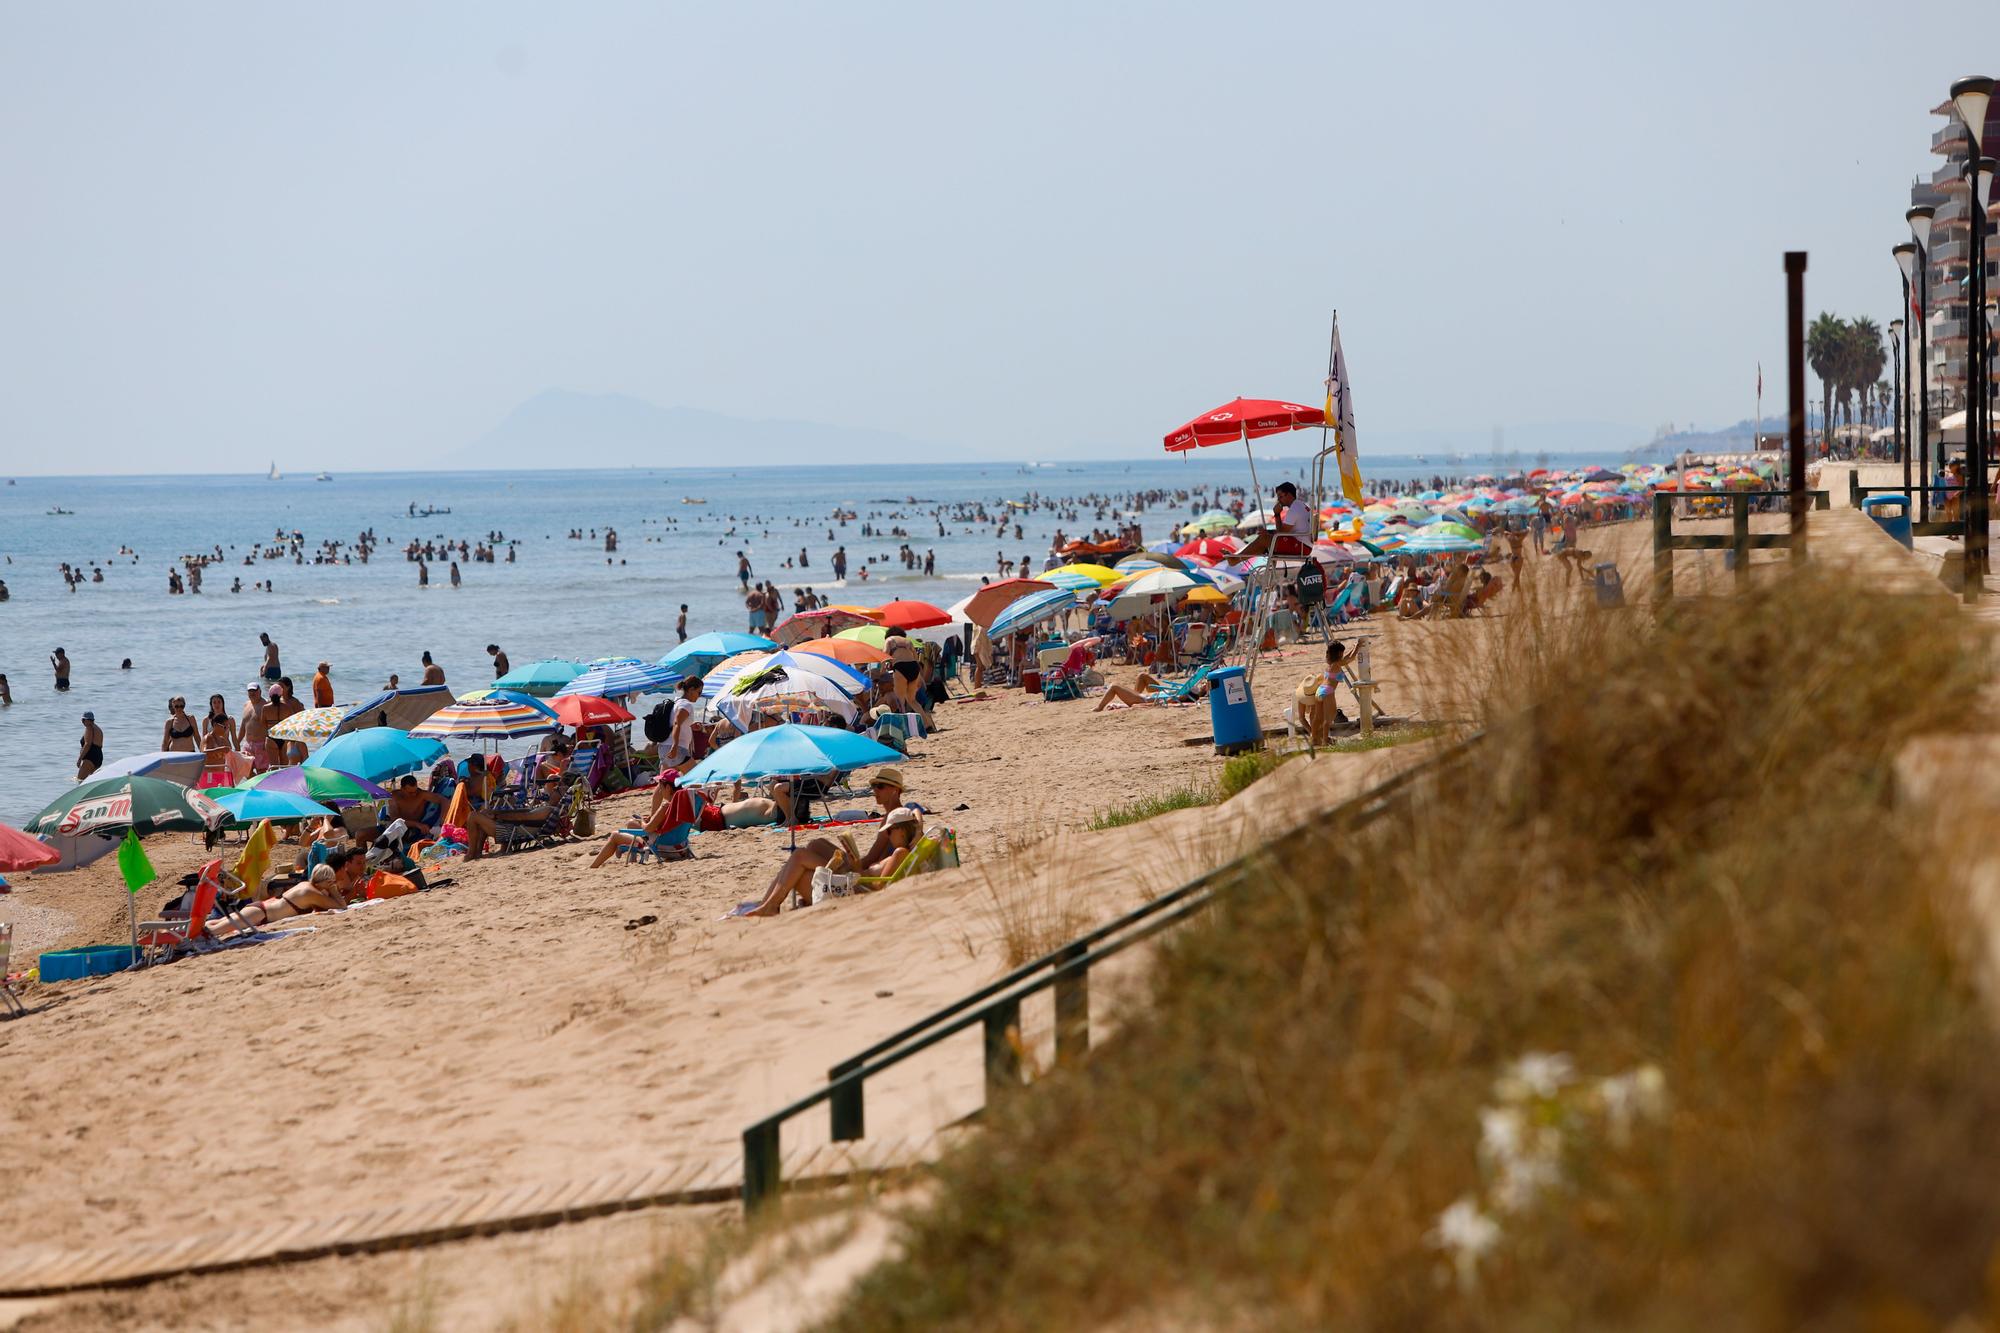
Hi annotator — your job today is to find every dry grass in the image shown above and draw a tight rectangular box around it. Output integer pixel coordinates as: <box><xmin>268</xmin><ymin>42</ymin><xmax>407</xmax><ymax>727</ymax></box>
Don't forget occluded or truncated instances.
<box><xmin>822</xmin><ymin>567</ymin><xmax>2000</xmax><ymax>1331</ymax></box>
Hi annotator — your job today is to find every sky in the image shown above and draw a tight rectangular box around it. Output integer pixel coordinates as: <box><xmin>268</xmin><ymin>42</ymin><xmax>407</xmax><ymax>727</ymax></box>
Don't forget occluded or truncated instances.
<box><xmin>2</xmin><ymin>0</ymin><xmax>1997</xmax><ymax>474</ymax></box>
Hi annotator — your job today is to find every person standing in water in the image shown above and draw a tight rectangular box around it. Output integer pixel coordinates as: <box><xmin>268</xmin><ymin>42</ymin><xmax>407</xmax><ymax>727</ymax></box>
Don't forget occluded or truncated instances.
<box><xmin>77</xmin><ymin>711</ymin><xmax>104</xmax><ymax>780</ymax></box>
<box><xmin>421</xmin><ymin>651</ymin><xmax>445</xmax><ymax>686</ymax></box>
<box><xmin>259</xmin><ymin>632</ymin><xmax>281</xmax><ymax>683</ymax></box>
<box><xmin>449</xmin><ymin>560</ymin><xmax>462</xmax><ymax>588</ymax></box>
<box><xmin>0</xmin><ymin>674</ymin><xmax>11</xmax><ymax>705</ymax></box>
<box><xmin>161</xmin><ymin>697</ymin><xmax>198</xmax><ymax>752</ymax></box>
<box><xmin>312</xmin><ymin>661</ymin><xmax>334</xmax><ymax>708</ymax></box>
<box><xmin>487</xmin><ymin>644</ymin><xmax>510</xmax><ymax>679</ymax></box>
<box><xmin>676</xmin><ymin>605</ymin><xmax>688</xmax><ymax>642</ymax></box>
<box><xmin>51</xmin><ymin>647</ymin><xmax>70</xmax><ymax>691</ymax></box>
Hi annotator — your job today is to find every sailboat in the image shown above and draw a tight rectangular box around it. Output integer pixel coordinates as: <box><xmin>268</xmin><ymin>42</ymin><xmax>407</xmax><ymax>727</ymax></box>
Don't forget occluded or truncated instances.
<box><xmin>267</xmin><ymin>461</ymin><xmax>282</xmax><ymax>481</ymax></box>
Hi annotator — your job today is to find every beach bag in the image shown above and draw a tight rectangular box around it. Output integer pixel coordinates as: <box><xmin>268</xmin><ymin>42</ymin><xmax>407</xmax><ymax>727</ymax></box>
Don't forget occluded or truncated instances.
<box><xmin>573</xmin><ymin>806</ymin><xmax>595</xmax><ymax>837</ymax></box>
<box><xmin>872</xmin><ymin>713</ymin><xmax>911</xmax><ymax>754</ymax></box>
<box><xmin>932</xmin><ymin>825</ymin><xmax>960</xmax><ymax>871</ymax></box>
<box><xmin>811</xmin><ymin>865</ymin><xmax>857</xmax><ymax>903</ymax></box>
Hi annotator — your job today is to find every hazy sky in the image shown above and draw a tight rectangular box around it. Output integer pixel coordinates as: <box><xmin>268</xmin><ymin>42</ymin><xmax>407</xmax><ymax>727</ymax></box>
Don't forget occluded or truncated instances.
<box><xmin>3</xmin><ymin>1</ymin><xmax>1995</xmax><ymax>474</ymax></box>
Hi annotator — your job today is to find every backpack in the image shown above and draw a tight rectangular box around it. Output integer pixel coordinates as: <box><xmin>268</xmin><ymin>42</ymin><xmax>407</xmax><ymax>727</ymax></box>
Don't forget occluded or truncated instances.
<box><xmin>643</xmin><ymin>701</ymin><xmax>672</xmax><ymax>745</ymax></box>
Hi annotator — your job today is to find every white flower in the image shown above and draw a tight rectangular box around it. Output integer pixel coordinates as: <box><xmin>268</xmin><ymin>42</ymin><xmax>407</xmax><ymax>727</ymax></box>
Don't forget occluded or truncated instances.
<box><xmin>1430</xmin><ymin>1197</ymin><xmax>1502</xmax><ymax>1289</ymax></box>
<box><xmin>1479</xmin><ymin>1106</ymin><xmax>1527</xmax><ymax>1164</ymax></box>
<box><xmin>1493</xmin><ymin>1150</ymin><xmax>1563</xmax><ymax>1214</ymax></box>
<box><xmin>1499</xmin><ymin>1051</ymin><xmax>1576</xmax><ymax>1102</ymax></box>
<box><xmin>1595</xmin><ymin>1065</ymin><xmax>1669</xmax><ymax>1145</ymax></box>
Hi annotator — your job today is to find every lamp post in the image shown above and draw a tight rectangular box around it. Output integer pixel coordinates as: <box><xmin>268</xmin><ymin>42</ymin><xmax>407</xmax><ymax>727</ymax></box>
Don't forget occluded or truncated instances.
<box><xmin>1896</xmin><ymin>242</ymin><xmax>1917</xmax><ymax>483</ymax></box>
<box><xmin>1890</xmin><ymin>318</ymin><xmax>1906</xmax><ymax>495</ymax></box>
<box><xmin>1910</xmin><ymin>205</ymin><xmax>1935</xmax><ymax>523</ymax></box>
<box><xmin>1949</xmin><ymin>77</ymin><xmax>1993</xmax><ymax>588</ymax></box>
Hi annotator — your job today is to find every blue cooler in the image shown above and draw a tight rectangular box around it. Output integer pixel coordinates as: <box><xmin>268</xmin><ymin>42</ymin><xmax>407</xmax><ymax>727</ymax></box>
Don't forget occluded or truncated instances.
<box><xmin>1206</xmin><ymin>665</ymin><xmax>1262</xmax><ymax>754</ymax></box>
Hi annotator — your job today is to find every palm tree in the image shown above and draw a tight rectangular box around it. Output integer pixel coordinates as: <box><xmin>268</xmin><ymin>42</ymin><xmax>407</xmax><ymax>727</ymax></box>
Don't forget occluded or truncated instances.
<box><xmin>1808</xmin><ymin>313</ymin><xmax>1846</xmax><ymax>449</ymax></box>
<box><xmin>1847</xmin><ymin>318</ymin><xmax>1886</xmax><ymax>454</ymax></box>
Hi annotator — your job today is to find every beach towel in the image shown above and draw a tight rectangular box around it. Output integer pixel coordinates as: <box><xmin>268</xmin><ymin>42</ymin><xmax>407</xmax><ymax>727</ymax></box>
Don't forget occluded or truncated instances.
<box><xmin>231</xmin><ymin>820</ymin><xmax>276</xmax><ymax>899</ymax></box>
<box><xmin>442</xmin><ymin>784</ymin><xmax>471</xmax><ymax>834</ymax></box>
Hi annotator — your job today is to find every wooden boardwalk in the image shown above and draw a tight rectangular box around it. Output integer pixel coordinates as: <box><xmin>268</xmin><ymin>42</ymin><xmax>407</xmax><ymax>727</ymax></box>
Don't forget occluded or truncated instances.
<box><xmin>0</xmin><ymin>1137</ymin><xmax>930</xmax><ymax>1298</ymax></box>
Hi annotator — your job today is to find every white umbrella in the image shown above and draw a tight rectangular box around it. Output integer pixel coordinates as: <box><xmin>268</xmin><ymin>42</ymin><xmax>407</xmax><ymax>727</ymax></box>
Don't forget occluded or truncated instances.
<box><xmin>1235</xmin><ymin>508</ymin><xmax>1276</xmax><ymax>532</ymax></box>
<box><xmin>716</xmin><ymin>669</ymin><xmax>859</xmax><ymax>729</ymax></box>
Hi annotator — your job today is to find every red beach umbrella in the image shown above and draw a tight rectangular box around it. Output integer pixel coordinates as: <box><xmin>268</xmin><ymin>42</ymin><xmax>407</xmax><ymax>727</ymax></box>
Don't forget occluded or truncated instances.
<box><xmin>0</xmin><ymin>821</ymin><xmax>58</xmax><ymax>873</ymax></box>
<box><xmin>1175</xmin><ymin>535</ymin><xmax>1242</xmax><ymax>560</ymax></box>
<box><xmin>547</xmin><ymin>694</ymin><xmax>634</xmax><ymax>728</ymax></box>
<box><xmin>1163</xmin><ymin>397</ymin><xmax>1324</xmax><ymax>452</ymax></box>
<box><xmin>873</xmin><ymin>599</ymin><xmax>953</xmax><ymax>631</ymax></box>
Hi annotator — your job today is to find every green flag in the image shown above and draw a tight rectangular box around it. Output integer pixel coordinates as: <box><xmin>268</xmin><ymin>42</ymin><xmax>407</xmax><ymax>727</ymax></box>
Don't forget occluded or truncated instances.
<box><xmin>116</xmin><ymin>830</ymin><xmax>156</xmax><ymax>896</ymax></box>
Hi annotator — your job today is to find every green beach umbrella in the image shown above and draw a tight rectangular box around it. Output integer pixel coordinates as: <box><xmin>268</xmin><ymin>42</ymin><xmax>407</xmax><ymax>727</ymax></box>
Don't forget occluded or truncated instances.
<box><xmin>243</xmin><ymin>765</ymin><xmax>388</xmax><ymax>805</ymax></box>
<box><xmin>1179</xmin><ymin>509</ymin><xmax>1239</xmax><ymax>536</ymax></box>
<box><xmin>833</xmin><ymin>625</ymin><xmax>892</xmax><ymax>649</ymax></box>
<box><xmin>26</xmin><ymin>775</ymin><xmax>231</xmax><ymax>838</ymax></box>
<box><xmin>491</xmin><ymin>659</ymin><xmax>584</xmax><ymax>698</ymax></box>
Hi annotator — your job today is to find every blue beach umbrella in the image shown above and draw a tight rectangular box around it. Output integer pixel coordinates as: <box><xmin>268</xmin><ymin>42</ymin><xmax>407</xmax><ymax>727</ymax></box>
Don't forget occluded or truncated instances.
<box><xmin>556</xmin><ymin>660</ymin><xmax>681</xmax><ymax>699</ymax></box>
<box><xmin>682</xmin><ymin>724</ymin><xmax>902</xmax><ymax>785</ymax></box>
<box><xmin>986</xmin><ymin>587</ymin><xmax>1077</xmax><ymax>639</ymax></box>
<box><xmin>491</xmin><ymin>659</ymin><xmax>584</xmax><ymax>698</ymax></box>
<box><xmin>306</xmin><ymin>728</ymin><xmax>448</xmax><ymax>782</ymax></box>
<box><xmin>658</xmin><ymin>632</ymin><xmax>778</xmax><ymax>676</ymax></box>
<box><xmin>214</xmin><ymin>789</ymin><xmax>337</xmax><ymax>825</ymax></box>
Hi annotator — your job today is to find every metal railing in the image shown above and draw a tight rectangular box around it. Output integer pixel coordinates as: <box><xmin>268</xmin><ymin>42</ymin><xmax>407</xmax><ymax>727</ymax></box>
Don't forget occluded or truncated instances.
<box><xmin>1650</xmin><ymin>490</ymin><xmax>1827</xmax><ymax>600</ymax></box>
<box><xmin>739</xmin><ymin>735</ymin><xmax>1482</xmax><ymax>1213</ymax></box>
<box><xmin>1846</xmin><ymin>472</ymin><xmax>1976</xmax><ymax>538</ymax></box>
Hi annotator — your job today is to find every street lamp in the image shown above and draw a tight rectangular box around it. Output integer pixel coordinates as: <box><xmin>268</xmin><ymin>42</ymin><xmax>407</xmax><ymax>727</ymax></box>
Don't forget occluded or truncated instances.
<box><xmin>1950</xmin><ymin>74</ymin><xmax>1995</xmax><ymax>585</ymax></box>
<box><xmin>1909</xmin><ymin>204</ymin><xmax>1935</xmax><ymax>522</ymax></box>
<box><xmin>1895</xmin><ymin>241</ymin><xmax>1917</xmax><ymax>491</ymax></box>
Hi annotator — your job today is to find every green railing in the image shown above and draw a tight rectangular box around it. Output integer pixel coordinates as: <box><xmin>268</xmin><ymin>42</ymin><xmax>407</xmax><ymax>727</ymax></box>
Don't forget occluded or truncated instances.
<box><xmin>740</xmin><ymin>735</ymin><xmax>1482</xmax><ymax>1213</ymax></box>
<box><xmin>1650</xmin><ymin>490</ymin><xmax>1828</xmax><ymax>600</ymax></box>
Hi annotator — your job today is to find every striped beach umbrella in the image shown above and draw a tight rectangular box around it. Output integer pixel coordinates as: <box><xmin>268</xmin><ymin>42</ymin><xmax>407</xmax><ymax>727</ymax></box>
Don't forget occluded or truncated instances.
<box><xmin>410</xmin><ymin>692</ymin><xmax>560</xmax><ymax>740</ymax></box>
<box><xmin>555</xmin><ymin>660</ymin><xmax>681</xmax><ymax>699</ymax></box>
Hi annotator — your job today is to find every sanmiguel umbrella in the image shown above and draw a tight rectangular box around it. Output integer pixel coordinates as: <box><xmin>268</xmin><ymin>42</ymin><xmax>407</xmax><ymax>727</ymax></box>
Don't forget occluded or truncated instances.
<box><xmin>26</xmin><ymin>775</ymin><xmax>231</xmax><ymax>838</ymax></box>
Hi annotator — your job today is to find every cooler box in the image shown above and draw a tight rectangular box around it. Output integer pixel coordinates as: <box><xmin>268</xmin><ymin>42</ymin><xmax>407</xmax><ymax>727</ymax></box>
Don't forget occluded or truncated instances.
<box><xmin>1020</xmin><ymin>668</ymin><xmax>1041</xmax><ymax>693</ymax></box>
<box><xmin>1861</xmin><ymin>494</ymin><xmax>1914</xmax><ymax>548</ymax></box>
<box><xmin>1207</xmin><ymin>665</ymin><xmax>1262</xmax><ymax>754</ymax></box>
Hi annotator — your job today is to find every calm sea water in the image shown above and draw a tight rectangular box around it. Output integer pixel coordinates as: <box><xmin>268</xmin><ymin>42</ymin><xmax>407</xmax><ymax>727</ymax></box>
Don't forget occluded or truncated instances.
<box><xmin>0</xmin><ymin>453</ymin><xmax>1606</xmax><ymax>822</ymax></box>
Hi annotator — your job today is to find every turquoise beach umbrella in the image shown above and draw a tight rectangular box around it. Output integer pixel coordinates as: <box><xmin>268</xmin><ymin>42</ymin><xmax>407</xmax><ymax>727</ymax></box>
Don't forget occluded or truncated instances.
<box><xmin>306</xmin><ymin>729</ymin><xmax>448</xmax><ymax>782</ymax></box>
<box><xmin>491</xmin><ymin>659</ymin><xmax>584</xmax><ymax>698</ymax></box>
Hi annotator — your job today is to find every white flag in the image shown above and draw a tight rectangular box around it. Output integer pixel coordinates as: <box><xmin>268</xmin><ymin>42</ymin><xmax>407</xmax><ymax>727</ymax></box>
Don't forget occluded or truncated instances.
<box><xmin>1326</xmin><ymin>314</ymin><xmax>1363</xmax><ymax>505</ymax></box>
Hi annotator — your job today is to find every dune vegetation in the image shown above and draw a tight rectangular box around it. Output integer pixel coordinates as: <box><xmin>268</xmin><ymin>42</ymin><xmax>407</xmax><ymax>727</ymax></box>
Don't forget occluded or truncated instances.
<box><xmin>821</xmin><ymin>570</ymin><xmax>2000</xmax><ymax>1330</ymax></box>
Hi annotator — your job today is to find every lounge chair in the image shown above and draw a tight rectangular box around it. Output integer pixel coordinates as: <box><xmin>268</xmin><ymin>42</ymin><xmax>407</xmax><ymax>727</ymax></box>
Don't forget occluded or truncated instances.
<box><xmin>0</xmin><ymin>924</ymin><xmax>23</xmax><ymax>1017</ymax></box>
<box><xmin>1147</xmin><ymin>664</ymin><xmax>1216</xmax><ymax>705</ymax></box>
<box><xmin>136</xmin><ymin>860</ymin><xmax>250</xmax><ymax>964</ymax></box>
<box><xmin>490</xmin><ymin>780</ymin><xmax>579</xmax><ymax>853</ymax></box>
<box><xmin>856</xmin><ymin>826</ymin><xmax>955</xmax><ymax>889</ymax></box>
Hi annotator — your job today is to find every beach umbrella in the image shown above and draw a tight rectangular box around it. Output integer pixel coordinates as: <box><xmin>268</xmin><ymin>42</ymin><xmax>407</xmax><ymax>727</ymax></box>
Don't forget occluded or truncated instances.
<box><xmin>746</xmin><ymin>650</ymin><xmax>870</xmax><ymax>695</ymax></box>
<box><xmin>26</xmin><ymin>775</ymin><xmax>231</xmax><ymax>838</ymax></box>
<box><xmin>214</xmin><ymin>789</ymin><xmax>337</xmax><ymax>826</ymax></box>
<box><xmin>1399</xmin><ymin>530</ymin><xmax>1486</xmax><ymax>555</ymax></box>
<box><xmin>834</xmin><ymin>625</ymin><xmax>894</xmax><ymax>650</ymax></box>
<box><xmin>306</xmin><ymin>728</ymin><xmax>447</xmax><ymax>782</ymax></box>
<box><xmin>411</xmin><ymin>692</ymin><xmax>561</xmax><ymax>740</ymax></box>
<box><xmin>771</xmin><ymin>608</ymin><xmax>877</xmax><ymax>646</ymax></box>
<box><xmin>1044</xmin><ymin>562</ymin><xmax>1122</xmax><ymax>587</ymax></box>
<box><xmin>717</xmin><ymin>669</ymin><xmax>859</xmax><ymax>729</ymax></box>
<box><xmin>1116</xmin><ymin>552</ymin><xmax>1188</xmax><ymax>573</ymax></box>
<box><xmin>961</xmin><ymin>578</ymin><xmax>1057</xmax><ymax>631</ymax></box>
<box><xmin>1427</xmin><ymin>521</ymin><xmax>1483</xmax><ymax>541</ymax></box>
<box><xmin>1118</xmin><ymin>567</ymin><xmax>1200</xmax><ymax>599</ymax></box>
<box><xmin>334</xmin><ymin>684</ymin><xmax>453</xmax><ymax>737</ymax></box>
<box><xmin>1164</xmin><ymin>397</ymin><xmax>1324</xmax><ymax>453</ymax></box>
<box><xmin>1184</xmin><ymin>585</ymin><xmax>1232</xmax><ymax>605</ymax></box>
<box><xmin>555</xmin><ymin>660</ymin><xmax>680</xmax><ymax>699</ymax></box>
<box><xmin>790</xmin><ymin>636</ymin><xmax>892</xmax><ymax>666</ymax></box>
<box><xmin>547</xmin><ymin>694</ymin><xmax>635</xmax><ymax>728</ymax></box>
<box><xmin>1312</xmin><ymin>541</ymin><xmax>1371</xmax><ymax>566</ymax></box>
<box><xmin>987</xmin><ymin>587</ymin><xmax>1078</xmax><ymax>639</ymax></box>
<box><xmin>700</xmin><ymin>650</ymin><xmax>786</xmax><ymax>699</ymax></box>
<box><xmin>268</xmin><ymin>705</ymin><xmax>347</xmax><ymax>744</ymax></box>
<box><xmin>861</xmin><ymin>600</ymin><xmax>950</xmax><ymax>632</ymax></box>
<box><xmin>1235</xmin><ymin>508</ymin><xmax>1277</xmax><ymax>532</ymax></box>
<box><xmin>244</xmin><ymin>766</ymin><xmax>387</xmax><ymax>805</ymax></box>
<box><xmin>657</xmin><ymin>633</ymin><xmax>777</xmax><ymax>676</ymax></box>
<box><xmin>491</xmin><ymin>659</ymin><xmax>584</xmax><ymax>698</ymax></box>
<box><xmin>0</xmin><ymin>822</ymin><xmax>58</xmax><ymax>873</ymax></box>
<box><xmin>682</xmin><ymin>724</ymin><xmax>901</xmax><ymax>786</ymax></box>
<box><xmin>90</xmin><ymin>751</ymin><xmax>206</xmax><ymax>786</ymax></box>
<box><xmin>1175</xmin><ymin>536</ymin><xmax>1241</xmax><ymax>560</ymax></box>
<box><xmin>1179</xmin><ymin>510</ymin><xmax>1240</xmax><ymax>536</ymax></box>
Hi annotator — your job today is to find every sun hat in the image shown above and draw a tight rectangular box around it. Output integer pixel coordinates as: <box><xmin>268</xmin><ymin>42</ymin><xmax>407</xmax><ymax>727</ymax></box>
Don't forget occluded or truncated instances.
<box><xmin>883</xmin><ymin>807</ymin><xmax>919</xmax><ymax>830</ymax></box>
<box><xmin>654</xmin><ymin>768</ymin><xmax>681</xmax><ymax>787</ymax></box>
<box><xmin>869</xmin><ymin>766</ymin><xmax>906</xmax><ymax>791</ymax></box>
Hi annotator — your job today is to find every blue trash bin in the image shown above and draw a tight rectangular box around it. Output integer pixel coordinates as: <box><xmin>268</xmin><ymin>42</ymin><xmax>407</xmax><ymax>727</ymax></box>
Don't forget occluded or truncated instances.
<box><xmin>1861</xmin><ymin>494</ymin><xmax>1914</xmax><ymax>549</ymax></box>
<box><xmin>1207</xmin><ymin>665</ymin><xmax>1262</xmax><ymax>754</ymax></box>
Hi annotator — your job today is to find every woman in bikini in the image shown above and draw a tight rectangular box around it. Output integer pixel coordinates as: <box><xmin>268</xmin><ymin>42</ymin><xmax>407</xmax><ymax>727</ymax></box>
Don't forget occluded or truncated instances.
<box><xmin>161</xmin><ymin>696</ymin><xmax>199</xmax><ymax>753</ymax></box>
<box><xmin>199</xmin><ymin>693</ymin><xmax>238</xmax><ymax>787</ymax></box>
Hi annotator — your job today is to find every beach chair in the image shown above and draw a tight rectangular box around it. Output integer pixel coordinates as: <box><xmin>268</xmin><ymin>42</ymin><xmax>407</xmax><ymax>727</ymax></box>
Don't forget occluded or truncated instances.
<box><xmin>565</xmin><ymin>743</ymin><xmax>604</xmax><ymax>793</ymax></box>
<box><xmin>0</xmin><ymin>924</ymin><xmax>24</xmax><ymax>1017</ymax></box>
<box><xmin>491</xmin><ymin>780</ymin><xmax>580</xmax><ymax>854</ymax></box>
<box><xmin>1146</xmin><ymin>664</ymin><xmax>1216</xmax><ymax>705</ymax></box>
<box><xmin>856</xmin><ymin>825</ymin><xmax>955</xmax><ymax>889</ymax></box>
<box><xmin>135</xmin><ymin>860</ymin><xmax>248</xmax><ymax>964</ymax></box>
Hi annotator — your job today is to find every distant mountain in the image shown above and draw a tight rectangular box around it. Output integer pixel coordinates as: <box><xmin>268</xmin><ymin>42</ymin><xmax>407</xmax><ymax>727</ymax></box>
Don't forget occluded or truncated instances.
<box><xmin>1364</xmin><ymin>420</ymin><xmax>1648</xmax><ymax>461</ymax></box>
<box><xmin>451</xmin><ymin>390</ymin><xmax>939</xmax><ymax>468</ymax></box>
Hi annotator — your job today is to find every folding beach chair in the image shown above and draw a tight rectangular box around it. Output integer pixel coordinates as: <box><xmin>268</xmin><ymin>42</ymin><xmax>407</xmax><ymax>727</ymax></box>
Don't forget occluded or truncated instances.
<box><xmin>856</xmin><ymin>825</ymin><xmax>955</xmax><ymax>889</ymax></box>
<box><xmin>135</xmin><ymin>860</ymin><xmax>250</xmax><ymax>964</ymax></box>
<box><xmin>0</xmin><ymin>924</ymin><xmax>24</xmax><ymax>1017</ymax></box>
<box><xmin>1146</xmin><ymin>664</ymin><xmax>1217</xmax><ymax>705</ymax></box>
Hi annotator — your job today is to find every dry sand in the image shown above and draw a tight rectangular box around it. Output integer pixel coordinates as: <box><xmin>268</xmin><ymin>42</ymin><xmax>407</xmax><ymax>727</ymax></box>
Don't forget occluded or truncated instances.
<box><xmin>0</xmin><ymin>557</ymin><xmax>1604</xmax><ymax>1329</ymax></box>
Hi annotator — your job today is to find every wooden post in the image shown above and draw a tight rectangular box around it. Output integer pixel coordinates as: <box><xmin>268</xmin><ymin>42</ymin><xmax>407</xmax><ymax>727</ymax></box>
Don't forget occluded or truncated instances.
<box><xmin>743</xmin><ymin>1121</ymin><xmax>781</xmax><ymax>1214</ymax></box>
<box><xmin>1054</xmin><ymin>943</ymin><xmax>1090</xmax><ymax>1065</ymax></box>
<box><xmin>1652</xmin><ymin>494</ymin><xmax>1674</xmax><ymax>602</ymax></box>
<box><xmin>1733</xmin><ymin>493</ymin><xmax>1751</xmax><ymax>589</ymax></box>
<box><xmin>984</xmin><ymin>998</ymin><xmax>1022</xmax><ymax>1103</ymax></box>
<box><xmin>1786</xmin><ymin>252</ymin><xmax>1808</xmax><ymax>563</ymax></box>
<box><xmin>828</xmin><ymin>1061</ymin><xmax>864</xmax><ymax>1142</ymax></box>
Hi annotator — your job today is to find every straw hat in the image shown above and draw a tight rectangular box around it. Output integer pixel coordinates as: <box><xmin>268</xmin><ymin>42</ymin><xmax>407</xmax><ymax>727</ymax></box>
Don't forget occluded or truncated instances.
<box><xmin>869</xmin><ymin>767</ymin><xmax>906</xmax><ymax>792</ymax></box>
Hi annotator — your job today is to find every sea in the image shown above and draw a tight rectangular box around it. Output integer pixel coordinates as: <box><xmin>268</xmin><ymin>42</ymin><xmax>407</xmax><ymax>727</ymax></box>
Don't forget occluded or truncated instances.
<box><xmin>0</xmin><ymin>453</ymin><xmax>1611</xmax><ymax>823</ymax></box>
